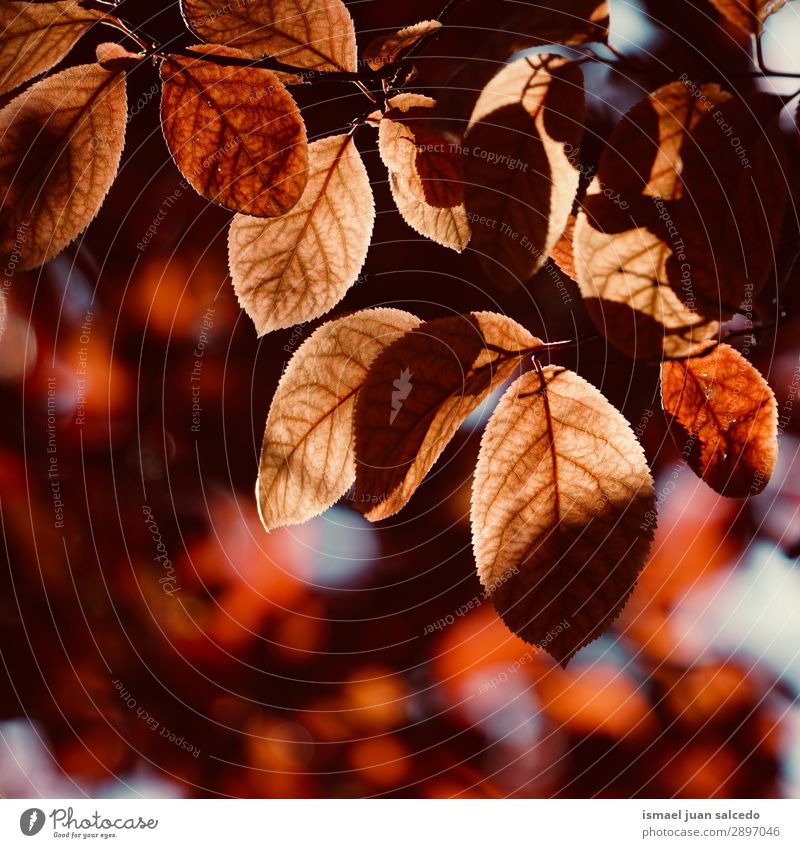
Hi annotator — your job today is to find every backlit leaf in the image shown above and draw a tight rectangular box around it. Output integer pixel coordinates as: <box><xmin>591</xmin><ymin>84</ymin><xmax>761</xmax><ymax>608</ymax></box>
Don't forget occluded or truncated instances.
<box><xmin>551</xmin><ymin>214</ymin><xmax>577</xmax><ymax>280</ymax></box>
<box><xmin>574</xmin><ymin>203</ymin><xmax>720</xmax><ymax>360</ymax></box>
<box><xmin>471</xmin><ymin>367</ymin><xmax>655</xmax><ymax>665</ymax></box>
<box><xmin>95</xmin><ymin>42</ymin><xmax>142</xmax><ymax>72</ymax></box>
<box><xmin>670</xmin><ymin>93</ymin><xmax>787</xmax><ymax>315</ymax></box>
<box><xmin>258</xmin><ymin>308</ymin><xmax>420</xmax><ymax>531</ymax></box>
<box><xmin>500</xmin><ymin>0</ymin><xmax>610</xmax><ymax>48</ymax></box>
<box><xmin>378</xmin><ymin>95</ymin><xmax>432</xmax><ymax>178</ymax></box>
<box><xmin>229</xmin><ymin>133</ymin><xmax>375</xmax><ymax>334</ymax></box>
<box><xmin>435</xmin><ymin>1</ymin><xmax>607</xmax><ymax>128</ymax></box>
<box><xmin>414</xmin><ymin>139</ymin><xmax>465</xmax><ymax>209</ymax></box>
<box><xmin>388</xmin><ymin>173</ymin><xmax>471</xmax><ymax>252</ymax></box>
<box><xmin>573</xmin><ymin>82</ymin><xmax>727</xmax><ymax>359</ymax></box>
<box><xmin>379</xmin><ymin>94</ymin><xmax>470</xmax><ymax>251</ymax></box>
<box><xmin>0</xmin><ymin>62</ymin><xmax>126</xmax><ymax>271</ymax></box>
<box><xmin>575</xmin><ymin>82</ymin><xmax>785</xmax><ymax>352</ymax></box>
<box><xmin>708</xmin><ymin>0</ymin><xmax>787</xmax><ymax>34</ymax></box>
<box><xmin>363</xmin><ymin>20</ymin><xmax>442</xmax><ymax>70</ymax></box>
<box><xmin>182</xmin><ymin>0</ymin><xmax>357</xmax><ymax>74</ymax></box>
<box><xmin>0</xmin><ymin>0</ymin><xmax>108</xmax><ymax>95</ymax></box>
<box><xmin>354</xmin><ymin>312</ymin><xmax>540</xmax><ymax>522</ymax></box>
<box><xmin>379</xmin><ymin>93</ymin><xmax>464</xmax><ymax>208</ymax></box>
<box><xmin>160</xmin><ymin>49</ymin><xmax>308</xmax><ymax>217</ymax></box>
<box><xmin>465</xmin><ymin>55</ymin><xmax>584</xmax><ymax>291</ymax></box>
<box><xmin>661</xmin><ymin>343</ymin><xmax>778</xmax><ymax>497</ymax></box>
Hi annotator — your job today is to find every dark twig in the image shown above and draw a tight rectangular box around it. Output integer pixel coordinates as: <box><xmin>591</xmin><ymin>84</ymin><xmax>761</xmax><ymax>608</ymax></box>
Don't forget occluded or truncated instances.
<box><xmin>401</xmin><ymin>0</ymin><xmax>474</xmax><ymax>63</ymax></box>
<box><xmin>74</xmin><ymin>0</ymin><xmax>392</xmax><ymax>84</ymax></box>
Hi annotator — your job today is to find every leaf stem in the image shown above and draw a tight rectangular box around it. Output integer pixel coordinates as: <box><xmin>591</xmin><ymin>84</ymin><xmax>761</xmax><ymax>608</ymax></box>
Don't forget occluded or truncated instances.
<box><xmin>151</xmin><ymin>46</ymin><xmax>374</xmax><ymax>83</ymax></box>
<box><xmin>72</xmin><ymin>0</ymin><xmax>392</xmax><ymax>84</ymax></box>
<box><xmin>74</xmin><ymin>0</ymin><xmax>149</xmax><ymax>51</ymax></box>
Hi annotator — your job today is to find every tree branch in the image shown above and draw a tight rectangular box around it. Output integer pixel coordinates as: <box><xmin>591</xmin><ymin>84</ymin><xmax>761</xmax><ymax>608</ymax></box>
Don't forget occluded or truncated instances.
<box><xmin>74</xmin><ymin>0</ymin><xmax>394</xmax><ymax>84</ymax></box>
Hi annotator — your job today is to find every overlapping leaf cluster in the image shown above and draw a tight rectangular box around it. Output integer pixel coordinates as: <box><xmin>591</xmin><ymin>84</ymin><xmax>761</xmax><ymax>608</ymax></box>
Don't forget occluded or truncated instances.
<box><xmin>0</xmin><ymin>0</ymin><xmax>788</xmax><ymax>664</ymax></box>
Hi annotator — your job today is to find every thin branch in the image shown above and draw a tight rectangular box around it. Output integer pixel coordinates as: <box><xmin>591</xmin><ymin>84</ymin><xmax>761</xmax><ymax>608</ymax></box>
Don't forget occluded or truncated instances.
<box><xmin>73</xmin><ymin>0</ymin><xmax>800</xmax><ymax>102</ymax></box>
<box><xmin>74</xmin><ymin>0</ymin><xmax>391</xmax><ymax>84</ymax></box>
<box><xmin>480</xmin><ymin>334</ymin><xmax>600</xmax><ymax>361</ymax></box>
<box><xmin>72</xmin><ymin>0</ymin><xmax>148</xmax><ymax>50</ymax></box>
<box><xmin>157</xmin><ymin>45</ymin><xmax>373</xmax><ymax>82</ymax></box>
<box><xmin>659</xmin><ymin>320</ymin><xmax>778</xmax><ymax>364</ymax></box>
<box><xmin>402</xmin><ymin>0</ymin><xmax>474</xmax><ymax>63</ymax></box>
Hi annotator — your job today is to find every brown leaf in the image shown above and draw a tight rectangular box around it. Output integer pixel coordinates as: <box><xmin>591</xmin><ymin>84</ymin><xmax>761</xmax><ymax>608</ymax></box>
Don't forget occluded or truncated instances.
<box><xmin>354</xmin><ymin>312</ymin><xmax>540</xmax><ymax>522</ymax></box>
<box><xmin>708</xmin><ymin>0</ymin><xmax>787</xmax><ymax>34</ymax></box>
<box><xmin>574</xmin><ymin>205</ymin><xmax>720</xmax><ymax>360</ymax></box>
<box><xmin>661</xmin><ymin>344</ymin><xmax>778</xmax><ymax>497</ymax></box>
<box><xmin>388</xmin><ymin>172</ymin><xmax>471</xmax><ymax>252</ymax></box>
<box><xmin>379</xmin><ymin>94</ymin><xmax>464</xmax><ymax>208</ymax></box>
<box><xmin>95</xmin><ymin>42</ymin><xmax>142</xmax><ymax>71</ymax></box>
<box><xmin>182</xmin><ymin>0</ymin><xmax>357</xmax><ymax>75</ymax></box>
<box><xmin>160</xmin><ymin>50</ymin><xmax>308</xmax><ymax>217</ymax></box>
<box><xmin>378</xmin><ymin>95</ymin><xmax>432</xmax><ymax>178</ymax></box>
<box><xmin>430</xmin><ymin>1</ymin><xmax>607</xmax><ymax>129</ymax></box>
<box><xmin>0</xmin><ymin>62</ymin><xmax>126</xmax><ymax>271</ymax></box>
<box><xmin>573</xmin><ymin>82</ymin><xmax>726</xmax><ymax>359</ymax></box>
<box><xmin>0</xmin><ymin>0</ymin><xmax>108</xmax><ymax>95</ymax></box>
<box><xmin>580</xmin><ymin>81</ymin><xmax>729</xmax><ymax>200</ymax></box>
<box><xmin>257</xmin><ymin>308</ymin><xmax>420</xmax><ymax>531</ymax></box>
<box><xmin>576</xmin><ymin>82</ymin><xmax>785</xmax><ymax>333</ymax></box>
<box><xmin>471</xmin><ymin>367</ymin><xmax>655</xmax><ymax>665</ymax></box>
<box><xmin>669</xmin><ymin>93</ymin><xmax>787</xmax><ymax>315</ymax></box>
<box><xmin>414</xmin><ymin>136</ymin><xmax>465</xmax><ymax>209</ymax></box>
<box><xmin>464</xmin><ymin>55</ymin><xmax>584</xmax><ymax>291</ymax></box>
<box><xmin>228</xmin><ymin>133</ymin><xmax>375</xmax><ymax>334</ymax></box>
<box><xmin>550</xmin><ymin>214</ymin><xmax>577</xmax><ymax>280</ymax></box>
<box><xmin>363</xmin><ymin>20</ymin><xmax>442</xmax><ymax>70</ymax></box>
<box><xmin>379</xmin><ymin>94</ymin><xmax>470</xmax><ymax>251</ymax></box>
<box><xmin>499</xmin><ymin>0</ymin><xmax>609</xmax><ymax>48</ymax></box>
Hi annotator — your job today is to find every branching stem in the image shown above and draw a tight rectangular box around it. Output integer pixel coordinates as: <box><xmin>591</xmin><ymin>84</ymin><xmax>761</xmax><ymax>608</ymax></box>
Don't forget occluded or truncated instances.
<box><xmin>71</xmin><ymin>0</ymin><xmax>800</xmax><ymax>107</ymax></box>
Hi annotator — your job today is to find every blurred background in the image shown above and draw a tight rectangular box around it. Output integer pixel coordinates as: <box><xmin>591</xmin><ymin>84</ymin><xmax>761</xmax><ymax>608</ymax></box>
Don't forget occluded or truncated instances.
<box><xmin>1</xmin><ymin>0</ymin><xmax>800</xmax><ymax>798</ymax></box>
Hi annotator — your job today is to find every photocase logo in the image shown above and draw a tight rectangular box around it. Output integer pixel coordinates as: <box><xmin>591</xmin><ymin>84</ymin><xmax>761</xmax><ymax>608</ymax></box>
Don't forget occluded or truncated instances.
<box><xmin>390</xmin><ymin>368</ymin><xmax>413</xmax><ymax>425</ymax></box>
<box><xmin>20</xmin><ymin>808</ymin><xmax>45</xmax><ymax>836</ymax></box>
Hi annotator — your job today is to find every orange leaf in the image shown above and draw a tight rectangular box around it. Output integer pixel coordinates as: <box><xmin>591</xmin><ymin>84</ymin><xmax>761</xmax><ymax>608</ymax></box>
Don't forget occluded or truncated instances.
<box><xmin>379</xmin><ymin>93</ymin><xmax>470</xmax><ymax>251</ymax></box>
<box><xmin>379</xmin><ymin>94</ymin><xmax>464</xmax><ymax>208</ymax></box>
<box><xmin>363</xmin><ymin>20</ymin><xmax>442</xmax><ymax>70</ymax></box>
<box><xmin>574</xmin><ymin>205</ymin><xmax>720</xmax><ymax>360</ymax></box>
<box><xmin>465</xmin><ymin>55</ymin><xmax>584</xmax><ymax>292</ymax></box>
<box><xmin>660</xmin><ymin>343</ymin><xmax>778</xmax><ymax>496</ymax></box>
<box><xmin>500</xmin><ymin>0</ymin><xmax>609</xmax><ymax>48</ymax></box>
<box><xmin>415</xmin><ymin>136</ymin><xmax>465</xmax><ymax>209</ymax></box>
<box><xmin>160</xmin><ymin>49</ymin><xmax>308</xmax><ymax>217</ymax></box>
<box><xmin>708</xmin><ymin>0</ymin><xmax>787</xmax><ymax>34</ymax></box>
<box><xmin>471</xmin><ymin>367</ymin><xmax>655</xmax><ymax>665</ymax></box>
<box><xmin>670</xmin><ymin>93</ymin><xmax>787</xmax><ymax>315</ymax></box>
<box><xmin>228</xmin><ymin>133</ymin><xmax>375</xmax><ymax>334</ymax></box>
<box><xmin>354</xmin><ymin>312</ymin><xmax>539</xmax><ymax>521</ymax></box>
<box><xmin>95</xmin><ymin>42</ymin><xmax>142</xmax><ymax>71</ymax></box>
<box><xmin>575</xmin><ymin>82</ymin><xmax>785</xmax><ymax>357</ymax></box>
<box><xmin>573</xmin><ymin>82</ymin><xmax>727</xmax><ymax>359</ymax></box>
<box><xmin>550</xmin><ymin>214</ymin><xmax>577</xmax><ymax>280</ymax></box>
<box><xmin>0</xmin><ymin>62</ymin><xmax>126</xmax><ymax>271</ymax></box>
<box><xmin>0</xmin><ymin>0</ymin><xmax>108</xmax><ymax>95</ymax></box>
<box><xmin>182</xmin><ymin>0</ymin><xmax>357</xmax><ymax>75</ymax></box>
<box><xmin>257</xmin><ymin>308</ymin><xmax>420</xmax><ymax>531</ymax></box>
